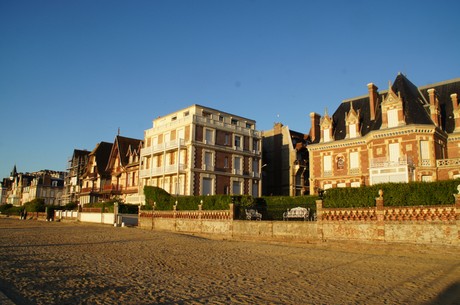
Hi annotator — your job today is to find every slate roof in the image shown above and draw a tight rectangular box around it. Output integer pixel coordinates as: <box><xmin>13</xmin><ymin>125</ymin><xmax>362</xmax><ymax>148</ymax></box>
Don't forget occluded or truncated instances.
<box><xmin>419</xmin><ymin>78</ymin><xmax>460</xmax><ymax>133</ymax></box>
<box><xmin>107</xmin><ymin>135</ymin><xmax>143</xmax><ymax>170</ymax></box>
<box><xmin>328</xmin><ymin>74</ymin><xmax>460</xmax><ymax>141</ymax></box>
<box><xmin>89</xmin><ymin>142</ymin><xmax>113</xmax><ymax>176</ymax></box>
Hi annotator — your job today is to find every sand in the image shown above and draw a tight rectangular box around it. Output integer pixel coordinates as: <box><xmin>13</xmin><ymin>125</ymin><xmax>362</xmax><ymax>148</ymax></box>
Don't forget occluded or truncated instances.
<box><xmin>0</xmin><ymin>217</ymin><xmax>459</xmax><ymax>305</ymax></box>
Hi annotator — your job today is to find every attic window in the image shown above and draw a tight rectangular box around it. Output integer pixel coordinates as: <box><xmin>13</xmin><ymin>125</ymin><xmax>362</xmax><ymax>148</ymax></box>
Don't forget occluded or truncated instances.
<box><xmin>171</xmin><ymin>116</ymin><xmax>177</xmax><ymax>121</ymax></box>
<box><xmin>231</xmin><ymin>119</ymin><xmax>238</xmax><ymax>125</ymax></box>
<box><xmin>184</xmin><ymin>111</ymin><xmax>189</xmax><ymax>116</ymax></box>
<box><xmin>349</xmin><ymin>124</ymin><xmax>357</xmax><ymax>138</ymax></box>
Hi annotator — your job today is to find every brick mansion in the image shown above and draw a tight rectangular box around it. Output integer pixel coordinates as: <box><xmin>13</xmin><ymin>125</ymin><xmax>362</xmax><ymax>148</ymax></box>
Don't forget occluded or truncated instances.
<box><xmin>1</xmin><ymin>74</ymin><xmax>459</xmax><ymax>206</ymax></box>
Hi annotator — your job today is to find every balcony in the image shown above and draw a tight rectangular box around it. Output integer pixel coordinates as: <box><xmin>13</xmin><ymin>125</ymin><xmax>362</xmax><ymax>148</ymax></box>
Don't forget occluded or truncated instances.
<box><xmin>202</xmin><ymin>164</ymin><xmax>214</xmax><ymax>171</ymax></box>
<box><xmin>349</xmin><ymin>168</ymin><xmax>361</xmax><ymax>175</ymax></box>
<box><xmin>141</xmin><ymin>139</ymin><xmax>186</xmax><ymax>156</ymax></box>
<box><xmin>436</xmin><ymin>158</ymin><xmax>460</xmax><ymax>168</ymax></box>
<box><xmin>80</xmin><ymin>187</ymin><xmax>97</xmax><ymax>194</ymax></box>
<box><xmin>139</xmin><ymin>163</ymin><xmax>188</xmax><ymax>178</ymax></box>
<box><xmin>369</xmin><ymin>155</ymin><xmax>414</xmax><ymax>185</ymax></box>
<box><xmin>370</xmin><ymin>156</ymin><xmax>414</xmax><ymax>168</ymax></box>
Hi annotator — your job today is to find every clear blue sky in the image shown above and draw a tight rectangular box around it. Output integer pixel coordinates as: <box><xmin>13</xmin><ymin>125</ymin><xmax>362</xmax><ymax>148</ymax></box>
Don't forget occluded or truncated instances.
<box><xmin>1</xmin><ymin>0</ymin><xmax>459</xmax><ymax>179</ymax></box>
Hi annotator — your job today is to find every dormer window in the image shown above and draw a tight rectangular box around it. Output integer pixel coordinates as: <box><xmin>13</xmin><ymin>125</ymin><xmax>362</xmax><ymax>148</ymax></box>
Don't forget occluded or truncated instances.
<box><xmin>349</xmin><ymin>124</ymin><xmax>357</xmax><ymax>138</ymax></box>
<box><xmin>387</xmin><ymin>109</ymin><xmax>398</xmax><ymax>128</ymax></box>
<box><xmin>323</xmin><ymin>128</ymin><xmax>331</xmax><ymax>142</ymax></box>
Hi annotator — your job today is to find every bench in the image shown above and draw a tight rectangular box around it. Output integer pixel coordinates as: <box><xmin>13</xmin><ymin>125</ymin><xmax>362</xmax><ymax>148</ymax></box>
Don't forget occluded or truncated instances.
<box><xmin>245</xmin><ymin>209</ymin><xmax>262</xmax><ymax>221</ymax></box>
<box><xmin>283</xmin><ymin>207</ymin><xmax>310</xmax><ymax>221</ymax></box>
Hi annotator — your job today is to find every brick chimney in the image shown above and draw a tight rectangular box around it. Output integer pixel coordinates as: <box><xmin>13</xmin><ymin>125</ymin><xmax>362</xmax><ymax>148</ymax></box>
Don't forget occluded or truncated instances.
<box><xmin>367</xmin><ymin>83</ymin><xmax>378</xmax><ymax>121</ymax></box>
<box><xmin>452</xmin><ymin>93</ymin><xmax>460</xmax><ymax>132</ymax></box>
<box><xmin>428</xmin><ymin>88</ymin><xmax>440</xmax><ymax>127</ymax></box>
<box><xmin>309</xmin><ymin>112</ymin><xmax>321</xmax><ymax>142</ymax></box>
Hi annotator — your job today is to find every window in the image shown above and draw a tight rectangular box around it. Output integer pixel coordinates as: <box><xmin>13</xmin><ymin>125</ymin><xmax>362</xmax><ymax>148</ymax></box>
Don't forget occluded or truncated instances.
<box><xmin>349</xmin><ymin>124</ymin><xmax>357</xmax><ymax>138</ymax></box>
<box><xmin>205</xmin><ymin>129</ymin><xmax>214</xmax><ymax>144</ymax></box>
<box><xmin>219</xmin><ymin>115</ymin><xmax>224</xmax><ymax>122</ymax></box>
<box><xmin>225</xmin><ymin>134</ymin><xmax>230</xmax><ymax>145</ymax></box>
<box><xmin>246</xmin><ymin>123</ymin><xmax>252</xmax><ymax>129</ymax></box>
<box><xmin>231</xmin><ymin>119</ymin><xmax>238</xmax><ymax>125</ymax></box>
<box><xmin>350</xmin><ymin>152</ymin><xmax>359</xmax><ymax>169</ymax></box>
<box><xmin>183</xmin><ymin>111</ymin><xmax>189</xmax><ymax>116</ymax></box>
<box><xmin>387</xmin><ymin>109</ymin><xmax>398</xmax><ymax>128</ymax></box>
<box><xmin>389</xmin><ymin>143</ymin><xmax>400</xmax><ymax>163</ymax></box>
<box><xmin>224</xmin><ymin>156</ymin><xmax>229</xmax><ymax>168</ymax></box>
<box><xmin>323</xmin><ymin>155</ymin><xmax>332</xmax><ymax>175</ymax></box>
<box><xmin>234</xmin><ymin>156</ymin><xmax>241</xmax><ymax>171</ymax></box>
<box><xmin>202</xmin><ymin>177</ymin><xmax>213</xmax><ymax>195</ymax></box>
<box><xmin>323</xmin><ymin>128</ymin><xmax>330</xmax><ymax>142</ymax></box>
<box><xmin>253</xmin><ymin>139</ymin><xmax>259</xmax><ymax>152</ymax></box>
<box><xmin>204</xmin><ymin>151</ymin><xmax>213</xmax><ymax>167</ymax></box>
<box><xmin>171</xmin><ymin>116</ymin><xmax>177</xmax><ymax>121</ymax></box>
<box><xmin>232</xmin><ymin>181</ymin><xmax>242</xmax><ymax>195</ymax></box>
<box><xmin>252</xmin><ymin>158</ymin><xmax>259</xmax><ymax>172</ymax></box>
<box><xmin>234</xmin><ymin>135</ymin><xmax>241</xmax><ymax>148</ymax></box>
<box><xmin>177</xmin><ymin>128</ymin><xmax>185</xmax><ymax>141</ymax></box>
<box><xmin>420</xmin><ymin>140</ymin><xmax>430</xmax><ymax>166</ymax></box>
<box><xmin>252</xmin><ymin>182</ymin><xmax>258</xmax><ymax>197</ymax></box>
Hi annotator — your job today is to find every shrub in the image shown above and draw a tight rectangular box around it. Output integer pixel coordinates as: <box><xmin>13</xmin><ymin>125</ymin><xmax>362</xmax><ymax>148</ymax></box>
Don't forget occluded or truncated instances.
<box><xmin>64</xmin><ymin>202</ymin><xmax>78</xmax><ymax>210</ymax></box>
<box><xmin>23</xmin><ymin>198</ymin><xmax>46</xmax><ymax>212</ymax></box>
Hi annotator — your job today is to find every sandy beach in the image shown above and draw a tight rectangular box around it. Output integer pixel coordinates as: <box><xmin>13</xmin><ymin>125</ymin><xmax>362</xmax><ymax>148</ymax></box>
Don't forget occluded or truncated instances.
<box><xmin>0</xmin><ymin>217</ymin><xmax>459</xmax><ymax>305</ymax></box>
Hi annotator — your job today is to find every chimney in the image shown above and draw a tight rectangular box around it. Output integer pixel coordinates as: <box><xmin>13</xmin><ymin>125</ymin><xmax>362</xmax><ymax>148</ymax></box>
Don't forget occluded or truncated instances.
<box><xmin>452</xmin><ymin>93</ymin><xmax>458</xmax><ymax>110</ymax></box>
<box><xmin>428</xmin><ymin>88</ymin><xmax>440</xmax><ymax>126</ymax></box>
<box><xmin>367</xmin><ymin>83</ymin><xmax>378</xmax><ymax>121</ymax></box>
<box><xmin>309</xmin><ymin>112</ymin><xmax>321</xmax><ymax>142</ymax></box>
<box><xmin>451</xmin><ymin>93</ymin><xmax>460</xmax><ymax>131</ymax></box>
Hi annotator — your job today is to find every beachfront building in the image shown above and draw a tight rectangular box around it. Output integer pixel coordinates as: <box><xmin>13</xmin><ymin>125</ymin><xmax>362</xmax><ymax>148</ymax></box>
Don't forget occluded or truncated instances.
<box><xmin>79</xmin><ymin>142</ymin><xmax>113</xmax><ymax>205</ymax></box>
<box><xmin>2</xmin><ymin>166</ymin><xmax>66</xmax><ymax>206</ymax></box>
<box><xmin>307</xmin><ymin>74</ymin><xmax>460</xmax><ymax>194</ymax></box>
<box><xmin>139</xmin><ymin>104</ymin><xmax>262</xmax><ymax>200</ymax></box>
<box><xmin>261</xmin><ymin>123</ymin><xmax>309</xmax><ymax>196</ymax></box>
<box><xmin>62</xmin><ymin>149</ymin><xmax>90</xmax><ymax>205</ymax></box>
<box><xmin>104</xmin><ymin>135</ymin><xmax>143</xmax><ymax>205</ymax></box>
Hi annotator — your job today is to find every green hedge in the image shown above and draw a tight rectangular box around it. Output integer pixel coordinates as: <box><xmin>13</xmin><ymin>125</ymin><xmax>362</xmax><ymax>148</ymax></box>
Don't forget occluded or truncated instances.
<box><xmin>322</xmin><ymin>179</ymin><xmax>460</xmax><ymax>208</ymax></box>
<box><xmin>142</xmin><ymin>186</ymin><xmax>238</xmax><ymax>211</ymax></box>
<box><xmin>0</xmin><ymin>204</ymin><xmax>22</xmax><ymax>216</ymax></box>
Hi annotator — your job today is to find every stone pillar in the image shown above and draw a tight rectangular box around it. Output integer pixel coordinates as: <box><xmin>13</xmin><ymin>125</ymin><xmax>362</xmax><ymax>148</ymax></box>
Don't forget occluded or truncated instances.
<box><xmin>229</xmin><ymin>203</ymin><xmax>234</xmax><ymax>220</ymax></box>
<box><xmin>316</xmin><ymin>199</ymin><xmax>323</xmax><ymax>241</ymax></box>
<box><xmin>375</xmin><ymin>189</ymin><xmax>385</xmax><ymax>242</ymax></box>
<box><xmin>198</xmin><ymin>201</ymin><xmax>203</xmax><ymax>220</ymax></box>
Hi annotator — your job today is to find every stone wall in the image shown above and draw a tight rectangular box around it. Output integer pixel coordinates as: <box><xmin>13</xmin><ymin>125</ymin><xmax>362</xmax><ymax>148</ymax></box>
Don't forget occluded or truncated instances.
<box><xmin>138</xmin><ymin>194</ymin><xmax>460</xmax><ymax>245</ymax></box>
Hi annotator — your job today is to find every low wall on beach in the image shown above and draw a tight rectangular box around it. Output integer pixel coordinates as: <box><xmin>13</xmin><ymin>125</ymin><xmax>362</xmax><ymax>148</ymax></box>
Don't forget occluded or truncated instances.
<box><xmin>138</xmin><ymin>194</ymin><xmax>460</xmax><ymax>245</ymax></box>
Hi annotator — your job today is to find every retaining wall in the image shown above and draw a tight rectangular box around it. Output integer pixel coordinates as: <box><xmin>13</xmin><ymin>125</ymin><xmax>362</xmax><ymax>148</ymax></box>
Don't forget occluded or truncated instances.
<box><xmin>138</xmin><ymin>194</ymin><xmax>460</xmax><ymax>245</ymax></box>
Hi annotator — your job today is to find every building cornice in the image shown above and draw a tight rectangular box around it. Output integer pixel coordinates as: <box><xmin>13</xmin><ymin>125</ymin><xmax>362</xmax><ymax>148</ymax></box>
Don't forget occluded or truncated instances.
<box><xmin>308</xmin><ymin>125</ymin><xmax>446</xmax><ymax>152</ymax></box>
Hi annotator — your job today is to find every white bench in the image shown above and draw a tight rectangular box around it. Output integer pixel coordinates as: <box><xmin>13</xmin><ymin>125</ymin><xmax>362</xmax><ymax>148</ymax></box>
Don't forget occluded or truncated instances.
<box><xmin>283</xmin><ymin>207</ymin><xmax>310</xmax><ymax>221</ymax></box>
<box><xmin>245</xmin><ymin>209</ymin><xmax>262</xmax><ymax>221</ymax></box>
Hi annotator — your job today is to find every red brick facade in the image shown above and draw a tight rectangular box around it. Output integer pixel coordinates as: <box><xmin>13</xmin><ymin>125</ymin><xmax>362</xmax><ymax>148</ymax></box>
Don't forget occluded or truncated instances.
<box><xmin>308</xmin><ymin>75</ymin><xmax>460</xmax><ymax>194</ymax></box>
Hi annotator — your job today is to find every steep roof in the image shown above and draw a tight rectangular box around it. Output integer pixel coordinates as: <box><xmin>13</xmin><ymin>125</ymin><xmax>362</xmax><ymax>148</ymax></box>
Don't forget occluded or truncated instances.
<box><xmin>391</xmin><ymin>73</ymin><xmax>432</xmax><ymax>125</ymax></box>
<box><xmin>90</xmin><ymin>142</ymin><xmax>113</xmax><ymax>176</ymax></box>
<box><xmin>330</xmin><ymin>74</ymin><xmax>460</xmax><ymax>141</ymax></box>
<box><xmin>107</xmin><ymin>135</ymin><xmax>143</xmax><ymax>170</ymax></box>
<box><xmin>419</xmin><ymin>78</ymin><xmax>460</xmax><ymax>133</ymax></box>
